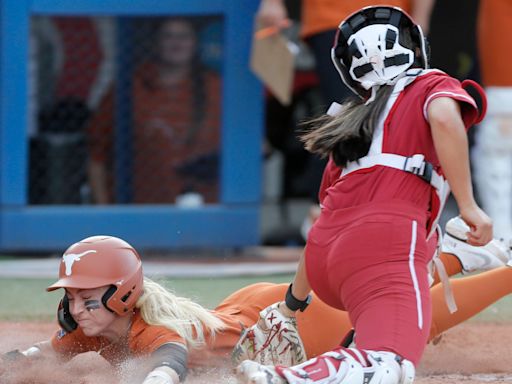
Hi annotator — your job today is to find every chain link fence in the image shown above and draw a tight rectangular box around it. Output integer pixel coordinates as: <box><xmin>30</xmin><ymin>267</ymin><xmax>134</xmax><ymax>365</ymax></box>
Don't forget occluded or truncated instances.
<box><xmin>29</xmin><ymin>16</ymin><xmax>223</xmax><ymax>205</ymax></box>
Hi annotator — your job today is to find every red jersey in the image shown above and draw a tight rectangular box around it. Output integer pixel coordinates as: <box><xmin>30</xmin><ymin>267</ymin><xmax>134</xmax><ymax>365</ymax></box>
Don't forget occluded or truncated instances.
<box><xmin>318</xmin><ymin>71</ymin><xmax>479</xmax><ymax>217</ymax></box>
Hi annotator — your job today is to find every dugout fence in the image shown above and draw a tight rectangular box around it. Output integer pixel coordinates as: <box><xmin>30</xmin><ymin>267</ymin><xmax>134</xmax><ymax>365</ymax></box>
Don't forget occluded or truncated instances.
<box><xmin>0</xmin><ymin>0</ymin><xmax>263</xmax><ymax>252</ymax></box>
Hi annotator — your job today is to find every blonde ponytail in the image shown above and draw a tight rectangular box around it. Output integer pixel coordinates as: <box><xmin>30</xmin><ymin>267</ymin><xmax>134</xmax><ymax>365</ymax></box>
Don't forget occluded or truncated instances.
<box><xmin>136</xmin><ymin>277</ymin><xmax>226</xmax><ymax>349</ymax></box>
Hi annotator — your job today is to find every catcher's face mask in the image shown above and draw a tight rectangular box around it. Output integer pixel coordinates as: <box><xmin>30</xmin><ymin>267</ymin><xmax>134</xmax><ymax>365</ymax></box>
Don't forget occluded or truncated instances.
<box><xmin>331</xmin><ymin>6</ymin><xmax>429</xmax><ymax>99</ymax></box>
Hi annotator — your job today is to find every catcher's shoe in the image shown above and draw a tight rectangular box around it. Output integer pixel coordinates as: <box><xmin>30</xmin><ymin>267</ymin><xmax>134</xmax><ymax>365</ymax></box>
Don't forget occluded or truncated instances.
<box><xmin>442</xmin><ymin>216</ymin><xmax>510</xmax><ymax>273</ymax></box>
<box><xmin>236</xmin><ymin>349</ymin><xmax>414</xmax><ymax>384</ymax></box>
<box><xmin>232</xmin><ymin>303</ymin><xmax>307</xmax><ymax>367</ymax></box>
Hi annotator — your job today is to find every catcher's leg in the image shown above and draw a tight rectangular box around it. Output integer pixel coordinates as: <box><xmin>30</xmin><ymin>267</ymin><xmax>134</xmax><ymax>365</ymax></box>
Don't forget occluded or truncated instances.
<box><xmin>429</xmin><ymin>265</ymin><xmax>512</xmax><ymax>341</ymax></box>
<box><xmin>236</xmin><ymin>347</ymin><xmax>414</xmax><ymax>384</ymax></box>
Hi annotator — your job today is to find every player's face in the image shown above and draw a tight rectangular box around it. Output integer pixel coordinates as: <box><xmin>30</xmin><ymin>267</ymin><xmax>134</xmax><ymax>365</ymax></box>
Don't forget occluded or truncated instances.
<box><xmin>158</xmin><ymin>19</ymin><xmax>197</xmax><ymax>67</ymax></box>
<box><xmin>66</xmin><ymin>286</ymin><xmax>116</xmax><ymax>337</ymax></box>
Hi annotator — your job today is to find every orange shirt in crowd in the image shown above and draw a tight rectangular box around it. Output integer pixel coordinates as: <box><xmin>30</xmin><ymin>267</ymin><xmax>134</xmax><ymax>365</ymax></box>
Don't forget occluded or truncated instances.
<box><xmin>478</xmin><ymin>0</ymin><xmax>512</xmax><ymax>86</ymax></box>
<box><xmin>88</xmin><ymin>62</ymin><xmax>222</xmax><ymax>204</ymax></box>
<box><xmin>301</xmin><ymin>0</ymin><xmax>411</xmax><ymax>38</ymax></box>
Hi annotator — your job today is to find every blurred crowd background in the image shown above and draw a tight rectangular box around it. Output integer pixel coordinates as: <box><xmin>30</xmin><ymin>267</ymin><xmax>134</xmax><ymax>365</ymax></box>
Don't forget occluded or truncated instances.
<box><xmin>22</xmin><ymin>0</ymin><xmax>512</xmax><ymax>248</ymax></box>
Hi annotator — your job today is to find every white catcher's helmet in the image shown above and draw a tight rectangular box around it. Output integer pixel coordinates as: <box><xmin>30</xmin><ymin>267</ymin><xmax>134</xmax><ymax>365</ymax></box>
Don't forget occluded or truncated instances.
<box><xmin>332</xmin><ymin>6</ymin><xmax>429</xmax><ymax>100</ymax></box>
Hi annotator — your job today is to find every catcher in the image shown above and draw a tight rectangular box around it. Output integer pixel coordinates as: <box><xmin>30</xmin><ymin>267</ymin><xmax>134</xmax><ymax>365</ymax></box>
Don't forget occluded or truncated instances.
<box><xmin>1</xmin><ymin>220</ymin><xmax>511</xmax><ymax>384</ymax></box>
<box><xmin>238</xmin><ymin>3</ymin><xmax>494</xmax><ymax>383</ymax></box>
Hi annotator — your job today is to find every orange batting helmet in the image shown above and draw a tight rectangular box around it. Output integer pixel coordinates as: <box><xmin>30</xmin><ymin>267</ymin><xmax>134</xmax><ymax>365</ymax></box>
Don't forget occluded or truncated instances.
<box><xmin>47</xmin><ymin>235</ymin><xmax>143</xmax><ymax>316</ymax></box>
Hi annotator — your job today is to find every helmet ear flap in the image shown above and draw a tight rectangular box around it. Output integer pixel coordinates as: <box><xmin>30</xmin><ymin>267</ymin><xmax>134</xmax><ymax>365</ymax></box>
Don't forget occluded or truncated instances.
<box><xmin>101</xmin><ymin>285</ymin><xmax>118</xmax><ymax>313</ymax></box>
<box><xmin>57</xmin><ymin>295</ymin><xmax>78</xmax><ymax>333</ymax></box>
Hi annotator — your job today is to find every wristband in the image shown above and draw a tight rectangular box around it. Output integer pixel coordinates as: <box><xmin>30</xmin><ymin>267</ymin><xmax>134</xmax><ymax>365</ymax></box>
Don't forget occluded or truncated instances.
<box><xmin>285</xmin><ymin>284</ymin><xmax>311</xmax><ymax>312</ymax></box>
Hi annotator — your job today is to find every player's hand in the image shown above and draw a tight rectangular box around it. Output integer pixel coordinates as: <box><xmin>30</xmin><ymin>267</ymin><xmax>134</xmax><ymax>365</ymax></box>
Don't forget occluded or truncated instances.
<box><xmin>459</xmin><ymin>205</ymin><xmax>493</xmax><ymax>246</ymax></box>
<box><xmin>256</xmin><ymin>0</ymin><xmax>289</xmax><ymax>30</ymax></box>
<box><xmin>232</xmin><ymin>302</ymin><xmax>306</xmax><ymax>367</ymax></box>
<box><xmin>0</xmin><ymin>350</ymin><xmax>26</xmax><ymax>378</ymax></box>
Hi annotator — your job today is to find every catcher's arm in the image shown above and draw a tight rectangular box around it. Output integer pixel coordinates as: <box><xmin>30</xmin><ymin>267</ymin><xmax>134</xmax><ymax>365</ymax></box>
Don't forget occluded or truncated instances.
<box><xmin>142</xmin><ymin>343</ymin><xmax>188</xmax><ymax>384</ymax></box>
<box><xmin>281</xmin><ymin>251</ymin><xmax>312</xmax><ymax>316</ymax></box>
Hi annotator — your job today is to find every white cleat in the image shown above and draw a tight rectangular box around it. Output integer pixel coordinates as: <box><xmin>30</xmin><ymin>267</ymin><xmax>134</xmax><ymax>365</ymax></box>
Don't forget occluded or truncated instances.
<box><xmin>442</xmin><ymin>216</ymin><xmax>510</xmax><ymax>273</ymax></box>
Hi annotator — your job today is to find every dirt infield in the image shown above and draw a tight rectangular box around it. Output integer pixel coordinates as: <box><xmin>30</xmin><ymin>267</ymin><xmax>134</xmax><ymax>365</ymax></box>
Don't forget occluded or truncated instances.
<box><xmin>1</xmin><ymin>321</ymin><xmax>512</xmax><ymax>383</ymax></box>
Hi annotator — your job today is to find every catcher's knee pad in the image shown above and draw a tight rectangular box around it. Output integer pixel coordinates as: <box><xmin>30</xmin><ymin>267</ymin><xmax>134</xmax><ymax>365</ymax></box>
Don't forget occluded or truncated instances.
<box><xmin>232</xmin><ymin>303</ymin><xmax>307</xmax><ymax>366</ymax></box>
<box><xmin>274</xmin><ymin>348</ymin><xmax>414</xmax><ymax>384</ymax></box>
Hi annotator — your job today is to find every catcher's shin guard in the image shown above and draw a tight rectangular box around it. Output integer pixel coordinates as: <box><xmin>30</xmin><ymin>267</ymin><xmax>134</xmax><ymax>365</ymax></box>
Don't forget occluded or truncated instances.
<box><xmin>442</xmin><ymin>216</ymin><xmax>510</xmax><ymax>273</ymax></box>
<box><xmin>232</xmin><ymin>303</ymin><xmax>307</xmax><ymax>366</ymax></box>
<box><xmin>236</xmin><ymin>348</ymin><xmax>415</xmax><ymax>384</ymax></box>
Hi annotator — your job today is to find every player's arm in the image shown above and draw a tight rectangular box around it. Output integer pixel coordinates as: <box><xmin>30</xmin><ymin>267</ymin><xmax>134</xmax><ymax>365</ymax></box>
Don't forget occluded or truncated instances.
<box><xmin>428</xmin><ymin>97</ymin><xmax>492</xmax><ymax>246</ymax></box>
<box><xmin>142</xmin><ymin>343</ymin><xmax>188</xmax><ymax>384</ymax></box>
<box><xmin>2</xmin><ymin>340</ymin><xmax>53</xmax><ymax>361</ymax></box>
<box><xmin>280</xmin><ymin>251</ymin><xmax>312</xmax><ymax>317</ymax></box>
<box><xmin>256</xmin><ymin>0</ymin><xmax>289</xmax><ymax>29</ymax></box>
<box><xmin>1</xmin><ymin>340</ymin><xmax>54</xmax><ymax>376</ymax></box>
<box><xmin>410</xmin><ymin>0</ymin><xmax>435</xmax><ymax>35</ymax></box>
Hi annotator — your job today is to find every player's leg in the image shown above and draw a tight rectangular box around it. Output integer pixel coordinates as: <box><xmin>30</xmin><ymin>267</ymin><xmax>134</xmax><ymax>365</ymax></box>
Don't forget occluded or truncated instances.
<box><xmin>236</xmin><ymin>217</ymin><xmax>426</xmax><ymax>384</ymax></box>
<box><xmin>237</xmin><ymin>347</ymin><xmax>415</xmax><ymax>384</ymax></box>
<box><xmin>215</xmin><ymin>282</ymin><xmax>287</xmax><ymax>326</ymax></box>
<box><xmin>429</xmin><ymin>265</ymin><xmax>512</xmax><ymax>341</ymax></box>
<box><xmin>441</xmin><ymin>216</ymin><xmax>509</xmax><ymax>274</ymax></box>
<box><xmin>431</xmin><ymin>216</ymin><xmax>510</xmax><ymax>285</ymax></box>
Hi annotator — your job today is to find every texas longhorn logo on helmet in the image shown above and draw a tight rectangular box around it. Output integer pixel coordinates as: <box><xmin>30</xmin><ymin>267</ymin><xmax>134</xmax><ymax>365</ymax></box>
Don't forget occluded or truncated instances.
<box><xmin>62</xmin><ymin>250</ymin><xmax>97</xmax><ymax>276</ymax></box>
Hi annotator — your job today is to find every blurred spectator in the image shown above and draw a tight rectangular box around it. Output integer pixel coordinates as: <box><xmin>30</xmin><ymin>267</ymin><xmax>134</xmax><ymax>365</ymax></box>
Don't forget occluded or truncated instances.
<box><xmin>472</xmin><ymin>1</ymin><xmax>512</xmax><ymax>241</ymax></box>
<box><xmin>258</xmin><ymin>0</ymin><xmax>435</xmax><ymax>107</ymax></box>
<box><xmin>29</xmin><ymin>17</ymin><xmax>113</xmax><ymax>204</ymax></box>
<box><xmin>87</xmin><ymin>17</ymin><xmax>222</xmax><ymax>204</ymax></box>
<box><xmin>257</xmin><ymin>0</ymin><xmax>435</xmax><ymax>242</ymax></box>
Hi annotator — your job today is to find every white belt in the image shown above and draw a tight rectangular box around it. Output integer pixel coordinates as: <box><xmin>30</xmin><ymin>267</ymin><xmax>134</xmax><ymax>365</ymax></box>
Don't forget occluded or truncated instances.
<box><xmin>341</xmin><ymin>153</ymin><xmax>450</xmax><ymax>240</ymax></box>
<box><xmin>341</xmin><ymin>153</ymin><xmax>444</xmax><ymax>191</ymax></box>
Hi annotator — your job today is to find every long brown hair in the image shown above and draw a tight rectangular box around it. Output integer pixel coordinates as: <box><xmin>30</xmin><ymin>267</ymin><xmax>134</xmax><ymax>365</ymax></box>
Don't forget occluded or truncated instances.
<box><xmin>300</xmin><ymin>85</ymin><xmax>394</xmax><ymax>167</ymax></box>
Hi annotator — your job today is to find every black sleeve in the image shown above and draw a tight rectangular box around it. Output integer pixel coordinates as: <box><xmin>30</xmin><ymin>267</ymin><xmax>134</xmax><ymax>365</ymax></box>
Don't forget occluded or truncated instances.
<box><xmin>150</xmin><ymin>343</ymin><xmax>188</xmax><ymax>382</ymax></box>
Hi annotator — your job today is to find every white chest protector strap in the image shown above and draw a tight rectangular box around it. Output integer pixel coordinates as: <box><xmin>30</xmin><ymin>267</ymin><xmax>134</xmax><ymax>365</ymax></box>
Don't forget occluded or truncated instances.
<box><xmin>331</xmin><ymin>70</ymin><xmax>452</xmax><ymax>240</ymax></box>
<box><xmin>340</xmin><ymin>153</ymin><xmax>451</xmax><ymax>238</ymax></box>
